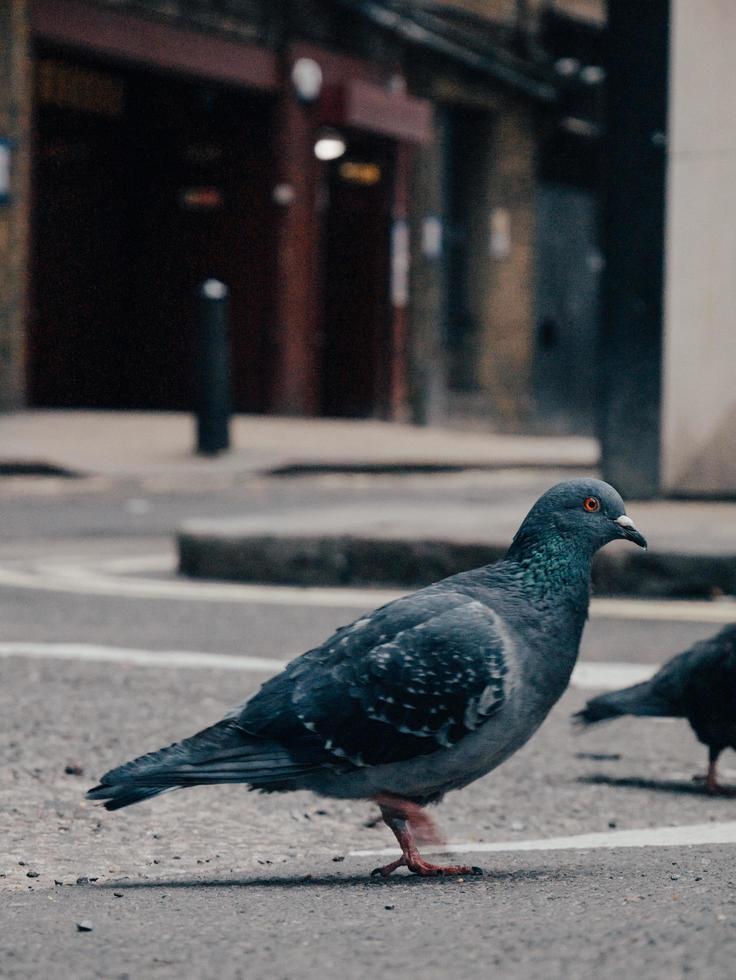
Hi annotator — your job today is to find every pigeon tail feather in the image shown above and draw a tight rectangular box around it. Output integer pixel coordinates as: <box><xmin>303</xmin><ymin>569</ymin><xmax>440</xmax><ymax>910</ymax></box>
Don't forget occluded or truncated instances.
<box><xmin>574</xmin><ymin>680</ymin><xmax>675</xmax><ymax>725</ymax></box>
<box><xmin>86</xmin><ymin>719</ymin><xmax>320</xmax><ymax>810</ymax></box>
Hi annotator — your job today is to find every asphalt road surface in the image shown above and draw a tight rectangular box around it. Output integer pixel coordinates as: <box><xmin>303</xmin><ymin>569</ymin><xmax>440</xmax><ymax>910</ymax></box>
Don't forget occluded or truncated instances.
<box><xmin>2</xmin><ymin>472</ymin><xmax>736</xmax><ymax>979</ymax></box>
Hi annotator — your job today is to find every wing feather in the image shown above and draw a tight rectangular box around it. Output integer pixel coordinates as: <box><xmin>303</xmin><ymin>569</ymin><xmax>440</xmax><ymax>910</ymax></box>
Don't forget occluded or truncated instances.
<box><xmin>239</xmin><ymin>592</ymin><xmax>511</xmax><ymax>769</ymax></box>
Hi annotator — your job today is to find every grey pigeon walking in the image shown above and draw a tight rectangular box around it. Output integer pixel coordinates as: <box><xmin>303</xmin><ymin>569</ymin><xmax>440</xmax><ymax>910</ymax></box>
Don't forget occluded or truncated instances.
<box><xmin>88</xmin><ymin>478</ymin><xmax>646</xmax><ymax>877</ymax></box>
<box><xmin>575</xmin><ymin>623</ymin><xmax>736</xmax><ymax>795</ymax></box>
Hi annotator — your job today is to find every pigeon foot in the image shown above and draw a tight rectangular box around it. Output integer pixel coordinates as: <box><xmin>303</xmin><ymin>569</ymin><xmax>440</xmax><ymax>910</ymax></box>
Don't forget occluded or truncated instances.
<box><xmin>371</xmin><ymin>856</ymin><xmax>483</xmax><ymax>878</ymax></box>
<box><xmin>692</xmin><ymin>774</ymin><xmax>735</xmax><ymax>797</ymax></box>
<box><xmin>372</xmin><ymin>797</ymin><xmax>483</xmax><ymax>878</ymax></box>
<box><xmin>693</xmin><ymin>756</ymin><xmax>735</xmax><ymax>796</ymax></box>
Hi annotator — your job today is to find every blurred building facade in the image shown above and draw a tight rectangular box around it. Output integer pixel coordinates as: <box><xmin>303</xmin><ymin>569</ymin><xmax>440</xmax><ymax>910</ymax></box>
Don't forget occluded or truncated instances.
<box><xmin>0</xmin><ymin>0</ymin><xmax>606</xmax><ymax>433</ymax></box>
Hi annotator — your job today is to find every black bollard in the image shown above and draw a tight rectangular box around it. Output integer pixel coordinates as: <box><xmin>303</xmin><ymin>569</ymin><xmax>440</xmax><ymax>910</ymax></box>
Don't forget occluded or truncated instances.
<box><xmin>195</xmin><ymin>279</ymin><xmax>231</xmax><ymax>455</ymax></box>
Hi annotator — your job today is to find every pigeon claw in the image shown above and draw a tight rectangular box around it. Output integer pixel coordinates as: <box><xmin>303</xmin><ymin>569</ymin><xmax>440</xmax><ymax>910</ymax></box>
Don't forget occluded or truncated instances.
<box><xmin>371</xmin><ymin>857</ymin><xmax>406</xmax><ymax>878</ymax></box>
<box><xmin>692</xmin><ymin>773</ymin><xmax>736</xmax><ymax>797</ymax></box>
<box><xmin>372</xmin><ymin>794</ymin><xmax>483</xmax><ymax>879</ymax></box>
<box><xmin>405</xmin><ymin>858</ymin><xmax>483</xmax><ymax>878</ymax></box>
<box><xmin>371</xmin><ymin>857</ymin><xmax>483</xmax><ymax>878</ymax></box>
<box><xmin>693</xmin><ymin>758</ymin><xmax>736</xmax><ymax>796</ymax></box>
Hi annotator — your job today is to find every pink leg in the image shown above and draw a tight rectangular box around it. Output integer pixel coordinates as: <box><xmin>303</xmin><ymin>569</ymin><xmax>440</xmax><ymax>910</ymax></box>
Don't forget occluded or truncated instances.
<box><xmin>707</xmin><ymin>757</ymin><xmax>722</xmax><ymax>795</ymax></box>
<box><xmin>694</xmin><ymin>749</ymin><xmax>734</xmax><ymax>795</ymax></box>
<box><xmin>370</xmin><ymin>795</ymin><xmax>483</xmax><ymax>878</ymax></box>
<box><xmin>372</xmin><ymin>793</ymin><xmax>444</xmax><ymax>845</ymax></box>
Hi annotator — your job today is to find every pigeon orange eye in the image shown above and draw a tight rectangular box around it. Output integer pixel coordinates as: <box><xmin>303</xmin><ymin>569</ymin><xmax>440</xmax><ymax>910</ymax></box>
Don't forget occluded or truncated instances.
<box><xmin>583</xmin><ymin>496</ymin><xmax>601</xmax><ymax>513</ymax></box>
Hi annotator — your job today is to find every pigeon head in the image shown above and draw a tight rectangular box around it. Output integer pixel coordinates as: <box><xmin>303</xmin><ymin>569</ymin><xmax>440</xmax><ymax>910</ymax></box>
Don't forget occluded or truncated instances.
<box><xmin>508</xmin><ymin>478</ymin><xmax>647</xmax><ymax>559</ymax></box>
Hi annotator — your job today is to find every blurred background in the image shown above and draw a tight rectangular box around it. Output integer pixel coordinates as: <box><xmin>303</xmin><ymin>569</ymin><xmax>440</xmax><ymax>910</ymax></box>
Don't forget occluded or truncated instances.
<box><xmin>0</xmin><ymin>0</ymin><xmax>732</xmax><ymax>497</ymax></box>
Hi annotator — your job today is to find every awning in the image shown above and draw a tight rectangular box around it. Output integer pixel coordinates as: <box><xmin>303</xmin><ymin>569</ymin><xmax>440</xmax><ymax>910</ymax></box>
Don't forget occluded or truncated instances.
<box><xmin>320</xmin><ymin>78</ymin><xmax>432</xmax><ymax>142</ymax></box>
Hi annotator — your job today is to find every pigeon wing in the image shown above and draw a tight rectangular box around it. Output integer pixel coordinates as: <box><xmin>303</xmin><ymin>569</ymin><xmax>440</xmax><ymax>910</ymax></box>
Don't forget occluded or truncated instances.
<box><xmin>245</xmin><ymin>594</ymin><xmax>511</xmax><ymax>769</ymax></box>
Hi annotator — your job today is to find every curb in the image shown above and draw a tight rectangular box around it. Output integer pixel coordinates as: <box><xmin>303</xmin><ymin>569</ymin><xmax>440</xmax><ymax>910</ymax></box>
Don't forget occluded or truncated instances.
<box><xmin>177</xmin><ymin>530</ymin><xmax>736</xmax><ymax>599</ymax></box>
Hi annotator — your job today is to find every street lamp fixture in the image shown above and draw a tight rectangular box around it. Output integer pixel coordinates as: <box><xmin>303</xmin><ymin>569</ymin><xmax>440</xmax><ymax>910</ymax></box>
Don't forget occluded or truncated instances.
<box><xmin>314</xmin><ymin>128</ymin><xmax>347</xmax><ymax>161</ymax></box>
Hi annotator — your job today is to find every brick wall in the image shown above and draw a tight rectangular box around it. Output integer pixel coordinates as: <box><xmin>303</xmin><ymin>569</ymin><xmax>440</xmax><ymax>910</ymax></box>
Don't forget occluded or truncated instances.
<box><xmin>476</xmin><ymin>102</ymin><xmax>536</xmax><ymax>427</ymax></box>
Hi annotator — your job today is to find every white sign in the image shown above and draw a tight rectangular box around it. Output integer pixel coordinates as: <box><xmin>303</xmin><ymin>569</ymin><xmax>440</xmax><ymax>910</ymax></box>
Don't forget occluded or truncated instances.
<box><xmin>0</xmin><ymin>141</ymin><xmax>10</xmax><ymax>203</ymax></box>
<box><xmin>391</xmin><ymin>219</ymin><xmax>410</xmax><ymax>308</ymax></box>
<box><xmin>421</xmin><ymin>215</ymin><xmax>442</xmax><ymax>259</ymax></box>
<box><xmin>489</xmin><ymin>207</ymin><xmax>511</xmax><ymax>259</ymax></box>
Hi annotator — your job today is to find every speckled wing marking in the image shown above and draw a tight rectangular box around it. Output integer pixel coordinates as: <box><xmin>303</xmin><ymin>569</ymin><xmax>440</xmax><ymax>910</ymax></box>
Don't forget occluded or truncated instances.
<box><xmin>286</xmin><ymin>596</ymin><xmax>510</xmax><ymax>768</ymax></box>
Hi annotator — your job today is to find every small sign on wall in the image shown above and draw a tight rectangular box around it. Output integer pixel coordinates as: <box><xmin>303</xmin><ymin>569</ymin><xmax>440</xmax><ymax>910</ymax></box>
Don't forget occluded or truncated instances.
<box><xmin>421</xmin><ymin>215</ymin><xmax>443</xmax><ymax>260</ymax></box>
<box><xmin>0</xmin><ymin>139</ymin><xmax>11</xmax><ymax>205</ymax></box>
<box><xmin>391</xmin><ymin>218</ymin><xmax>410</xmax><ymax>308</ymax></box>
<box><xmin>179</xmin><ymin>187</ymin><xmax>224</xmax><ymax>211</ymax></box>
<box><xmin>489</xmin><ymin>207</ymin><xmax>511</xmax><ymax>259</ymax></box>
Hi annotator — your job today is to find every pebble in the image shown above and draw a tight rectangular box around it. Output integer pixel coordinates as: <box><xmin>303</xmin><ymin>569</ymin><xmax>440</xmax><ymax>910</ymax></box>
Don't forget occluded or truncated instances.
<box><xmin>76</xmin><ymin>921</ymin><xmax>94</xmax><ymax>932</ymax></box>
<box><xmin>26</xmin><ymin>871</ymin><xmax>39</xmax><ymax>879</ymax></box>
<box><xmin>64</xmin><ymin>764</ymin><xmax>84</xmax><ymax>776</ymax></box>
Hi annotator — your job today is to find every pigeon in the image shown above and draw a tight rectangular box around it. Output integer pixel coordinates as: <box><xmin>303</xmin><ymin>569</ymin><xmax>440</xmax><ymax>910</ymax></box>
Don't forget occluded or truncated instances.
<box><xmin>574</xmin><ymin>623</ymin><xmax>736</xmax><ymax>795</ymax></box>
<box><xmin>87</xmin><ymin>478</ymin><xmax>646</xmax><ymax>877</ymax></box>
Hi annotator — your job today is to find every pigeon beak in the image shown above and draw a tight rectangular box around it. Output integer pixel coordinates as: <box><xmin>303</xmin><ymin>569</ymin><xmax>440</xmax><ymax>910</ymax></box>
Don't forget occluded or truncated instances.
<box><xmin>614</xmin><ymin>514</ymin><xmax>647</xmax><ymax>549</ymax></box>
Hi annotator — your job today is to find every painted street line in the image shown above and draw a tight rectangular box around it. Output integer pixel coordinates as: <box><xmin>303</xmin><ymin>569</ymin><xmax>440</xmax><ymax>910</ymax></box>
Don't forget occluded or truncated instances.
<box><xmin>0</xmin><ymin>559</ymin><xmax>401</xmax><ymax>607</ymax></box>
<box><xmin>0</xmin><ymin>553</ymin><xmax>734</xmax><ymax>623</ymax></box>
<box><xmin>0</xmin><ymin>640</ymin><xmax>657</xmax><ymax>692</ymax></box>
<box><xmin>590</xmin><ymin>596</ymin><xmax>736</xmax><ymax>624</ymax></box>
<box><xmin>571</xmin><ymin>661</ymin><xmax>656</xmax><ymax>689</ymax></box>
<box><xmin>350</xmin><ymin>821</ymin><xmax>736</xmax><ymax>859</ymax></box>
<box><xmin>0</xmin><ymin>641</ymin><xmax>285</xmax><ymax>673</ymax></box>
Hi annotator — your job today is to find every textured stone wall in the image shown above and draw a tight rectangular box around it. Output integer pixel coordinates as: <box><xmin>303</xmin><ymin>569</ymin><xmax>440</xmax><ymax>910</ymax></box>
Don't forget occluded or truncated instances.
<box><xmin>467</xmin><ymin>101</ymin><xmax>536</xmax><ymax>429</ymax></box>
<box><xmin>0</xmin><ymin>0</ymin><xmax>30</xmax><ymax>409</ymax></box>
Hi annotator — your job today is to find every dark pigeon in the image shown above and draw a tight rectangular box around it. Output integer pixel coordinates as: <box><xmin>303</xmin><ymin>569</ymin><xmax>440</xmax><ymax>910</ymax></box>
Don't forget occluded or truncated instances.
<box><xmin>575</xmin><ymin>623</ymin><xmax>736</xmax><ymax>795</ymax></box>
<box><xmin>88</xmin><ymin>478</ymin><xmax>646</xmax><ymax>877</ymax></box>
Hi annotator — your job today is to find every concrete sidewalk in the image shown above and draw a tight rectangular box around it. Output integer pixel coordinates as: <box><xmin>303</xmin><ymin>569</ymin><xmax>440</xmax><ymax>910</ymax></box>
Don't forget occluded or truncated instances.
<box><xmin>2</xmin><ymin>411</ymin><xmax>735</xmax><ymax>598</ymax></box>
<box><xmin>0</xmin><ymin>410</ymin><xmax>598</xmax><ymax>479</ymax></box>
<box><xmin>178</xmin><ymin>471</ymin><xmax>736</xmax><ymax>599</ymax></box>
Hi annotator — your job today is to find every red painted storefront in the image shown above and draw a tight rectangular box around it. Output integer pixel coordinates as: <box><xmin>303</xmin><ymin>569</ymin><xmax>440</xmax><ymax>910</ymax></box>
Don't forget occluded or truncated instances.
<box><xmin>28</xmin><ymin>0</ymin><xmax>430</xmax><ymax>417</ymax></box>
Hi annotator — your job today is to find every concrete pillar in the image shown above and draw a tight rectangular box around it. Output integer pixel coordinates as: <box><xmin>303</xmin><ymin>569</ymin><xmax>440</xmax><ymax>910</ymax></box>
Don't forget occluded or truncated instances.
<box><xmin>602</xmin><ymin>0</ymin><xmax>736</xmax><ymax>497</ymax></box>
<box><xmin>599</xmin><ymin>0</ymin><xmax>668</xmax><ymax>498</ymax></box>
<box><xmin>660</xmin><ymin>0</ymin><xmax>736</xmax><ymax>493</ymax></box>
<box><xmin>0</xmin><ymin>0</ymin><xmax>30</xmax><ymax>410</ymax></box>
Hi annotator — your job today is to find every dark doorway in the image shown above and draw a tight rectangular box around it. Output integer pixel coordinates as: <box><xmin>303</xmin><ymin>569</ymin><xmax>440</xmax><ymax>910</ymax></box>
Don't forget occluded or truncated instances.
<box><xmin>30</xmin><ymin>50</ymin><xmax>275</xmax><ymax>410</ymax></box>
<box><xmin>443</xmin><ymin>107</ymin><xmax>490</xmax><ymax>393</ymax></box>
<box><xmin>319</xmin><ymin>135</ymin><xmax>394</xmax><ymax>418</ymax></box>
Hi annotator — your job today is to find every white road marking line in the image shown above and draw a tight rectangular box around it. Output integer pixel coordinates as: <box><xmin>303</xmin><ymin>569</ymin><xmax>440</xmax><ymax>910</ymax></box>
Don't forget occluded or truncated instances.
<box><xmin>0</xmin><ymin>553</ymin><xmax>734</xmax><ymax>623</ymax></box>
<box><xmin>590</xmin><ymin>596</ymin><xmax>736</xmax><ymax>624</ymax></box>
<box><xmin>0</xmin><ymin>642</ymin><xmax>286</xmax><ymax>672</ymax></box>
<box><xmin>350</xmin><ymin>821</ymin><xmax>736</xmax><ymax>858</ymax></box>
<box><xmin>0</xmin><ymin>562</ymin><xmax>401</xmax><ymax>607</ymax></box>
<box><xmin>0</xmin><ymin>641</ymin><xmax>656</xmax><ymax>690</ymax></box>
<box><xmin>571</xmin><ymin>662</ymin><xmax>655</xmax><ymax>689</ymax></box>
